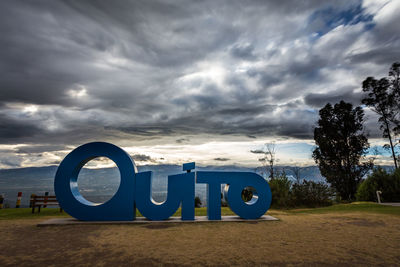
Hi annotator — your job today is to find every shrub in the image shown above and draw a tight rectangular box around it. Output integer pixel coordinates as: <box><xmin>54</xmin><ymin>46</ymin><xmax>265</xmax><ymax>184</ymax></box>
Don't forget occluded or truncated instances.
<box><xmin>356</xmin><ymin>167</ymin><xmax>400</xmax><ymax>202</ymax></box>
<box><xmin>267</xmin><ymin>172</ymin><xmax>334</xmax><ymax>208</ymax></box>
<box><xmin>194</xmin><ymin>196</ymin><xmax>202</xmax><ymax>208</ymax></box>
<box><xmin>291</xmin><ymin>180</ymin><xmax>333</xmax><ymax>207</ymax></box>
<box><xmin>241</xmin><ymin>187</ymin><xmax>254</xmax><ymax>202</ymax></box>
<box><xmin>269</xmin><ymin>173</ymin><xmax>292</xmax><ymax>208</ymax></box>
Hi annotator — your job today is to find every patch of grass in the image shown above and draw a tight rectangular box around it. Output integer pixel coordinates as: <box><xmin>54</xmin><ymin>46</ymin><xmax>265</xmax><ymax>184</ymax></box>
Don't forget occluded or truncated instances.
<box><xmin>0</xmin><ymin>208</ymin><xmax>70</xmax><ymax>220</ymax></box>
<box><xmin>1</xmin><ymin>202</ymin><xmax>398</xmax><ymax>220</ymax></box>
<box><xmin>0</xmin><ymin>207</ymin><xmax>237</xmax><ymax>220</ymax></box>
<box><xmin>171</xmin><ymin>207</ymin><xmax>236</xmax><ymax>217</ymax></box>
<box><xmin>286</xmin><ymin>202</ymin><xmax>400</xmax><ymax>216</ymax></box>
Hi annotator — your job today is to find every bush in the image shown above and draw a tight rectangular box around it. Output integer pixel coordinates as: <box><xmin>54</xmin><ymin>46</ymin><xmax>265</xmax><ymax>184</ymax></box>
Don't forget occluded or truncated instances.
<box><xmin>269</xmin><ymin>174</ymin><xmax>292</xmax><ymax>208</ymax></box>
<box><xmin>356</xmin><ymin>167</ymin><xmax>400</xmax><ymax>202</ymax></box>
<box><xmin>291</xmin><ymin>180</ymin><xmax>333</xmax><ymax>207</ymax></box>
<box><xmin>268</xmin><ymin>173</ymin><xmax>334</xmax><ymax>208</ymax></box>
<box><xmin>241</xmin><ymin>187</ymin><xmax>254</xmax><ymax>202</ymax></box>
<box><xmin>194</xmin><ymin>196</ymin><xmax>202</xmax><ymax>208</ymax></box>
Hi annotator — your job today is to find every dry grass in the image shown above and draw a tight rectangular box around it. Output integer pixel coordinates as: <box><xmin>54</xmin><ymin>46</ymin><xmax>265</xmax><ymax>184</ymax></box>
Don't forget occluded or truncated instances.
<box><xmin>1</xmin><ymin>211</ymin><xmax>399</xmax><ymax>266</ymax></box>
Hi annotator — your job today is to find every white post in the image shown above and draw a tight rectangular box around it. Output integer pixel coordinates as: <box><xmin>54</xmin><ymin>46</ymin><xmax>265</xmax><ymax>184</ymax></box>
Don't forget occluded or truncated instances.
<box><xmin>376</xmin><ymin>190</ymin><xmax>382</xmax><ymax>204</ymax></box>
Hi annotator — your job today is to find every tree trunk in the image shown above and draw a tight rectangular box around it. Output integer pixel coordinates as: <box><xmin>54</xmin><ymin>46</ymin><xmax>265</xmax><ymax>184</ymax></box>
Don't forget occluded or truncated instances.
<box><xmin>385</xmin><ymin>121</ymin><xmax>398</xmax><ymax>169</ymax></box>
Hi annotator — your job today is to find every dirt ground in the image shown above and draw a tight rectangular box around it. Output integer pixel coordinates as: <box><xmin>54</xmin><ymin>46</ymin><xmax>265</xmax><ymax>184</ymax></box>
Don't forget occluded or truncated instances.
<box><xmin>0</xmin><ymin>212</ymin><xmax>399</xmax><ymax>266</ymax></box>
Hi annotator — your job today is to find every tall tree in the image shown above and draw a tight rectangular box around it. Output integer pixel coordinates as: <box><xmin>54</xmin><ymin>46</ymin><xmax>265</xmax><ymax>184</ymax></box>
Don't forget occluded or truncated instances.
<box><xmin>389</xmin><ymin>62</ymin><xmax>400</xmax><ymax>107</ymax></box>
<box><xmin>362</xmin><ymin>62</ymin><xmax>399</xmax><ymax>168</ymax></box>
<box><xmin>313</xmin><ymin>101</ymin><xmax>372</xmax><ymax>201</ymax></box>
<box><xmin>389</xmin><ymin>63</ymin><xmax>400</xmax><ymax>136</ymax></box>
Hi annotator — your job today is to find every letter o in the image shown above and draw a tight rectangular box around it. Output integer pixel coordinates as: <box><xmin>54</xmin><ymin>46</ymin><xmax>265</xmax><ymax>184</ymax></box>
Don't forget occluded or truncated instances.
<box><xmin>54</xmin><ymin>142</ymin><xmax>136</xmax><ymax>221</ymax></box>
<box><xmin>224</xmin><ymin>173</ymin><xmax>271</xmax><ymax>219</ymax></box>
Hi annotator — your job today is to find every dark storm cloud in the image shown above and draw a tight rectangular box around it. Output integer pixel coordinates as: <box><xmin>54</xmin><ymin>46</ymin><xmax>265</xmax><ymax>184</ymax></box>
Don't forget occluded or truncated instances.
<box><xmin>214</xmin><ymin>158</ymin><xmax>230</xmax><ymax>162</ymax></box>
<box><xmin>230</xmin><ymin>43</ymin><xmax>256</xmax><ymax>60</ymax></box>
<box><xmin>287</xmin><ymin>56</ymin><xmax>328</xmax><ymax>79</ymax></box>
<box><xmin>131</xmin><ymin>154</ymin><xmax>153</xmax><ymax>162</ymax></box>
<box><xmin>15</xmin><ymin>145</ymin><xmax>68</xmax><ymax>154</ymax></box>
<box><xmin>250</xmin><ymin>150</ymin><xmax>265</xmax><ymax>154</ymax></box>
<box><xmin>176</xmin><ymin>138</ymin><xmax>190</xmax><ymax>144</ymax></box>
<box><xmin>245</xmin><ymin>68</ymin><xmax>282</xmax><ymax>89</ymax></box>
<box><xmin>347</xmin><ymin>48</ymin><xmax>400</xmax><ymax>65</ymax></box>
<box><xmin>0</xmin><ymin>157</ymin><xmax>23</xmax><ymax>168</ymax></box>
<box><xmin>0</xmin><ymin>0</ymin><xmax>398</xmax><ymax>152</ymax></box>
<box><xmin>304</xmin><ymin>89</ymin><xmax>363</xmax><ymax>108</ymax></box>
<box><xmin>0</xmin><ymin>1</ymin><xmax>105</xmax><ymax>106</ymax></box>
<box><xmin>63</xmin><ymin>1</ymin><xmax>240</xmax><ymax>67</ymax></box>
<box><xmin>0</xmin><ymin>114</ymin><xmax>42</xmax><ymax>139</ymax></box>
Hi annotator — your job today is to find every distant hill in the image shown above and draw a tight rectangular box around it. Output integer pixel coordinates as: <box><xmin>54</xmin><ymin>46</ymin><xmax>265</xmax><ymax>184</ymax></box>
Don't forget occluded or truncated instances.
<box><xmin>0</xmin><ymin>164</ymin><xmax>393</xmax><ymax>207</ymax></box>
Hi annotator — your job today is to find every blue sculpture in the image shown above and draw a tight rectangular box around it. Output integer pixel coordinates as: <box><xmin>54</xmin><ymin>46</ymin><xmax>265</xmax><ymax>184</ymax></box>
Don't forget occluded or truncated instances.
<box><xmin>136</xmin><ymin>172</ymin><xmax>195</xmax><ymax>220</ymax></box>
<box><xmin>54</xmin><ymin>142</ymin><xmax>136</xmax><ymax>221</ymax></box>
<box><xmin>197</xmin><ymin>172</ymin><xmax>271</xmax><ymax>220</ymax></box>
<box><xmin>54</xmin><ymin>142</ymin><xmax>272</xmax><ymax>221</ymax></box>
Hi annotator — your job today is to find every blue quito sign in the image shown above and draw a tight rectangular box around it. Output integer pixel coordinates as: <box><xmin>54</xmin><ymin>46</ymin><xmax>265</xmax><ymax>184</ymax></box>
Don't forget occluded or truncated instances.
<box><xmin>54</xmin><ymin>142</ymin><xmax>272</xmax><ymax>221</ymax></box>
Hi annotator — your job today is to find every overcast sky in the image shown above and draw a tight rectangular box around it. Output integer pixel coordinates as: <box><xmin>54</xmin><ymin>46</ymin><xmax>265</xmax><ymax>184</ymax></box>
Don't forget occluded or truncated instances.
<box><xmin>0</xmin><ymin>0</ymin><xmax>399</xmax><ymax>169</ymax></box>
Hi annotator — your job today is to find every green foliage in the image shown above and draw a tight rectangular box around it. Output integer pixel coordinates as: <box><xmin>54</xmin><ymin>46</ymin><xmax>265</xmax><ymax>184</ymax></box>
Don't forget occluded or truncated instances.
<box><xmin>269</xmin><ymin>172</ymin><xmax>335</xmax><ymax>208</ymax></box>
<box><xmin>241</xmin><ymin>187</ymin><xmax>254</xmax><ymax>202</ymax></box>
<box><xmin>0</xmin><ymin>208</ymin><xmax>69</xmax><ymax>220</ymax></box>
<box><xmin>269</xmin><ymin>173</ymin><xmax>292</xmax><ymax>208</ymax></box>
<box><xmin>356</xmin><ymin>168</ymin><xmax>400</xmax><ymax>202</ymax></box>
<box><xmin>0</xmin><ymin>207</ymin><xmax>238</xmax><ymax>220</ymax></box>
<box><xmin>288</xmin><ymin>202</ymin><xmax>400</xmax><ymax>216</ymax></box>
<box><xmin>313</xmin><ymin>101</ymin><xmax>372</xmax><ymax>201</ymax></box>
<box><xmin>291</xmin><ymin>180</ymin><xmax>333</xmax><ymax>207</ymax></box>
<box><xmin>194</xmin><ymin>196</ymin><xmax>202</xmax><ymax>208</ymax></box>
<box><xmin>361</xmin><ymin>62</ymin><xmax>400</xmax><ymax>168</ymax></box>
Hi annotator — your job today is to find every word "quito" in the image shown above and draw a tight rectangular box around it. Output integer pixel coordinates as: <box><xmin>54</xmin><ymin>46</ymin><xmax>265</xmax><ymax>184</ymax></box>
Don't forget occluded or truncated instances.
<box><xmin>54</xmin><ymin>142</ymin><xmax>272</xmax><ymax>221</ymax></box>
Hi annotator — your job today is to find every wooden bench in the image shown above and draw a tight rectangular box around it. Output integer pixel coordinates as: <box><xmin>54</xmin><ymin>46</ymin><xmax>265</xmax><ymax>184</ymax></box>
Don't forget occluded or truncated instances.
<box><xmin>31</xmin><ymin>195</ymin><xmax>63</xmax><ymax>213</ymax></box>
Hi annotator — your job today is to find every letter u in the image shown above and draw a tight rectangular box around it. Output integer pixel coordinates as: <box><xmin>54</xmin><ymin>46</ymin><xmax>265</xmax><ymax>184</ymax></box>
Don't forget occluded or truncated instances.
<box><xmin>135</xmin><ymin>171</ymin><xmax>195</xmax><ymax>220</ymax></box>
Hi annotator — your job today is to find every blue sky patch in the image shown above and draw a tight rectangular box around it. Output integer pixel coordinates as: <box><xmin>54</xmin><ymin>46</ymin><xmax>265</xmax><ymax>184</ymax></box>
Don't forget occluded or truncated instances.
<box><xmin>309</xmin><ymin>3</ymin><xmax>374</xmax><ymax>36</ymax></box>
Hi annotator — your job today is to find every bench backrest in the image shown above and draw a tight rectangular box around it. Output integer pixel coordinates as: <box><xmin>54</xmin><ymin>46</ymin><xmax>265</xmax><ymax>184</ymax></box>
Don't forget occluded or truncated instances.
<box><xmin>31</xmin><ymin>196</ymin><xmax>58</xmax><ymax>203</ymax></box>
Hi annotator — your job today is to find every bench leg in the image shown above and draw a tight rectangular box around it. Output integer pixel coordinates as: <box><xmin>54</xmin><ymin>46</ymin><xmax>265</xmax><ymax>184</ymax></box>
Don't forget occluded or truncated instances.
<box><xmin>38</xmin><ymin>206</ymin><xmax>41</xmax><ymax>213</ymax></box>
<box><xmin>32</xmin><ymin>206</ymin><xmax>35</xmax><ymax>214</ymax></box>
